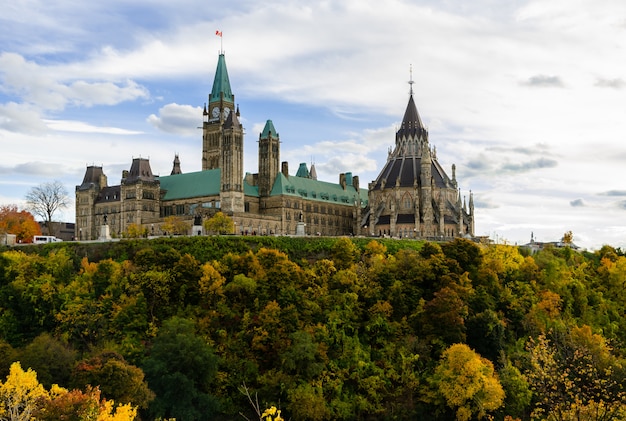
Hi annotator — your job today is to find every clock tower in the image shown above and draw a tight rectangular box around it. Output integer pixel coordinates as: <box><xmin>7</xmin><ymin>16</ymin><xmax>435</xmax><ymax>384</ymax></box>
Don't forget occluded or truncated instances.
<box><xmin>202</xmin><ymin>52</ymin><xmax>244</xmax><ymax>213</ymax></box>
<box><xmin>202</xmin><ymin>53</ymin><xmax>237</xmax><ymax>171</ymax></box>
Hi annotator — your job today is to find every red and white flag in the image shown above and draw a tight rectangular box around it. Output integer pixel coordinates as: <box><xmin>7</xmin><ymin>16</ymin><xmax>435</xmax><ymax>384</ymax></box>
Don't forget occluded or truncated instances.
<box><xmin>215</xmin><ymin>30</ymin><xmax>222</xmax><ymax>37</ymax></box>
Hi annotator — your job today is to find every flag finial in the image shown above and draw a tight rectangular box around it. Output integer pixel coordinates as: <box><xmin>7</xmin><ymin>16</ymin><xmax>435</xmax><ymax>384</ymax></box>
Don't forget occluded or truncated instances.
<box><xmin>215</xmin><ymin>30</ymin><xmax>223</xmax><ymax>53</ymax></box>
<box><xmin>408</xmin><ymin>64</ymin><xmax>414</xmax><ymax>96</ymax></box>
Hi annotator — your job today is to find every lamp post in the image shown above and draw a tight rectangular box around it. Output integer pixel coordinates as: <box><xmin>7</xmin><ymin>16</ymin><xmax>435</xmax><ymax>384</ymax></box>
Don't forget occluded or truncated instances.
<box><xmin>79</xmin><ymin>228</ymin><xmax>82</xmax><ymax>241</ymax></box>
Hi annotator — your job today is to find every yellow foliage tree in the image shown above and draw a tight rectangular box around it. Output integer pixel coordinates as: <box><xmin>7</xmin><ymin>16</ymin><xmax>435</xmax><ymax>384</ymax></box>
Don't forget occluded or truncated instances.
<box><xmin>203</xmin><ymin>212</ymin><xmax>234</xmax><ymax>235</ymax></box>
<box><xmin>124</xmin><ymin>223</ymin><xmax>147</xmax><ymax>239</ymax></box>
<box><xmin>161</xmin><ymin>216</ymin><xmax>190</xmax><ymax>235</ymax></box>
<box><xmin>0</xmin><ymin>362</ymin><xmax>137</xmax><ymax>421</ymax></box>
<box><xmin>431</xmin><ymin>343</ymin><xmax>504</xmax><ymax>421</ymax></box>
<box><xmin>0</xmin><ymin>362</ymin><xmax>48</xmax><ymax>421</ymax></box>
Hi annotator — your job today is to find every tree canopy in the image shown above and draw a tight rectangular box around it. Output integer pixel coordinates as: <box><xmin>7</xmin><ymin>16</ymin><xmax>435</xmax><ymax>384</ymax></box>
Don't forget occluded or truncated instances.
<box><xmin>0</xmin><ymin>236</ymin><xmax>625</xmax><ymax>419</ymax></box>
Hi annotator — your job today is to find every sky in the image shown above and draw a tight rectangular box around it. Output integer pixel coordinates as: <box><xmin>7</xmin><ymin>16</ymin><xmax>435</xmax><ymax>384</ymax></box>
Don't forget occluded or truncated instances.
<box><xmin>1</xmin><ymin>0</ymin><xmax>625</xmax><ymax>250</ymax></box>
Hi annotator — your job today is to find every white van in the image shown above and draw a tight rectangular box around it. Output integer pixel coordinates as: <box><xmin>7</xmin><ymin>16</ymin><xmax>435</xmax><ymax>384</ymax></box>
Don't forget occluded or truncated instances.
<box><xmin>33</xmin><ymin>235</ymin><xmax>63</xmax><ymax>244</ymax></box>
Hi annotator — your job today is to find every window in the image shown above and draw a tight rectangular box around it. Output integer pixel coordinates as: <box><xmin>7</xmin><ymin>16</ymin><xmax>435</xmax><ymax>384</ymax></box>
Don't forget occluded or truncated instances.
<box><xmin>176</xmin><ymin>204</ymin><xmax>185</xmax><ymax>215</ymax></box>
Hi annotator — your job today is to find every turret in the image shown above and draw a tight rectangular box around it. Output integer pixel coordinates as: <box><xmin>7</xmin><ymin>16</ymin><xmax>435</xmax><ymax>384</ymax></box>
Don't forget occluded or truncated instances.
<box><xmin>258</xmin><ymin>120</ymin><xmax>280</xmax><ymax>197</ymax></box>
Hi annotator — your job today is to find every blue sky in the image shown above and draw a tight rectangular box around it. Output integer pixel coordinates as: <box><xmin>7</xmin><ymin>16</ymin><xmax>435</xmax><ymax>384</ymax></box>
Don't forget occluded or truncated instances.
<box><xmin>1</xmin><ymin>0</ymin><xmax>626</xmax><ymax>250</ymax></box>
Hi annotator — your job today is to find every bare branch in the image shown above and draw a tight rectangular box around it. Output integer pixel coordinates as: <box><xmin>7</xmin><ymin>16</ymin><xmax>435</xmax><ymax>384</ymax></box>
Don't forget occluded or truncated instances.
<box><xmin>25</xmin><ymin>180</ymin><xmax>70</xmax><ymax>235</ymax></box>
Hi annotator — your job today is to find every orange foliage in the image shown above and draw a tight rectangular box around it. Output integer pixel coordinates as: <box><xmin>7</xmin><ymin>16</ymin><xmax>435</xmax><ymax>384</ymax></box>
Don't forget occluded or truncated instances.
<box><xmin>0</xmin><ymin>204</ymin><xmax>41</xmax><ymax>243</ymax></box>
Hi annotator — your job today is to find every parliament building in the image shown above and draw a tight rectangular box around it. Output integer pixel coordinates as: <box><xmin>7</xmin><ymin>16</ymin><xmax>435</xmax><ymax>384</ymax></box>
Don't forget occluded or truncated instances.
<box><xmin>75</xmin><ymin>52</ymin><xmax>474</xmax><ymax>240</ymax></box>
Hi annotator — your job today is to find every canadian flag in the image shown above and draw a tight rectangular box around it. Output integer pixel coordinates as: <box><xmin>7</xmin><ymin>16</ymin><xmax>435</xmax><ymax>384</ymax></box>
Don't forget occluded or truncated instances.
<box><xmin>215</xmin><ymin>30</ymin><xmax>223</xmax><ymax>37</ymax></box>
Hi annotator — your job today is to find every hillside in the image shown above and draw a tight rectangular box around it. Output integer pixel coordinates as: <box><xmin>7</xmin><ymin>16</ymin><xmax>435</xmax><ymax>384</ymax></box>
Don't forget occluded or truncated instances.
<box><xmin>1</xmin><ymin>237</ymin><xmax>625</xmax><ymax>420</ymax></box>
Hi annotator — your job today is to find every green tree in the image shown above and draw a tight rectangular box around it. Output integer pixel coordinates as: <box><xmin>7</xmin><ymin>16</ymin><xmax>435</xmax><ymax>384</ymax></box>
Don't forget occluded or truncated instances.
<box><xmin>19</xmin><ymin>333</ymin><xmax>77</xmax><ymax>389</ymax></box>
<box><xmin>331</xmin><ymin>237</ymin><xmax>360</xmax><ymax>270</ymax></box>
<box><xmin>142</xmin><ymin>317</ymin><xmax>219</xmax><ymax>420</ymax></box>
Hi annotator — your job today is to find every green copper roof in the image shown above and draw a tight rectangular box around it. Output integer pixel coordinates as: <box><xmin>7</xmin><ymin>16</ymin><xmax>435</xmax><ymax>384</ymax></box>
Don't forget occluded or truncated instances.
<box><xmin>260</xmin><ymin>120</ymin><xmax>278</xmax><ymax>139</ymax></box>
<box><xmin>270</xmin><ymin>173</ymin><xmax>368</xmax><ymax>207</ymax></box>
<box><xmin>159</xmin><ymin>169</ymin><xmax>221</xmax><ymax>201</ymax></box>
<box><xmin>295</xmin><ymin>163</ymin><xmax>310</xmax><ymax>178</ymax></box>
<box><xmin>209</xmin><ymin>54</ymin><xmax>234</xmax><ymax>103</ymax></box>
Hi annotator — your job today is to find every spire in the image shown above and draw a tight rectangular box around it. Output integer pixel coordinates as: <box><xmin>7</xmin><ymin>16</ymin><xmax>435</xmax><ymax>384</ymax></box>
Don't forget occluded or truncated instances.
<box><xmin>396</xmin><ymin>68</ymin><xmax>427</xmax><ymax>142</ymax></box>
<box><xmin>260</xmin><ymin>120</ymin><xmax>278</xmax><ymax>139</ymax></box>
<box><xmin>310</xmin><ymin>163</ymin><xmax>318</xmax><ymax>180</ymax></box>
<box><xmin>171</xmin><ymin>154</ymin><xmax>182</xmax><ymax>175</ymax></box>
<box><xmin>209</xmin><ymin>54</ymin><xmax>234</xmax><ymax>103</ymax></box>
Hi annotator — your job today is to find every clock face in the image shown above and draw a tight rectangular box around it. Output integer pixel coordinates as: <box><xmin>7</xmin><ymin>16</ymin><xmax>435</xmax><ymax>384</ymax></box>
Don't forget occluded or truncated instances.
<box><xmin>223</xmin><ymin>107</ymin><xmax>231</xmax><ymax>118</ymax></box>
<box><xmin>212</xmin><ymin>107</ymin><xmax>220</xmax><ymax>118</ymax></box>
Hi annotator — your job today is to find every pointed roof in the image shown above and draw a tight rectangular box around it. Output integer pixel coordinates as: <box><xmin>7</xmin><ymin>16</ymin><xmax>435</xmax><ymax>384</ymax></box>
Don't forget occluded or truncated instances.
<box><xmin>124</xmin><ymin>158</ymin><xmax>155</xmax><ymax>183</ymax></box>
<box><xmin>295</xmin><ymin>162</ymin><xmax>310</xmax><ymax>178</ymax></box>
<box><xmin>209</xmin><ymin>54</ymin><xmax>234</xmax><ymax>103</ymax></box>
<box><xmin>223</xmin><ymin>108</ymin><xmax>241</xmax><ymax>129</ymax></box>
<box><xmin>260</xmin><ymin>120</ymin><xmax>278</xmax><ymax>139</ymax></box>
<box><xmin>309</xmin><ymin>164</ymin><xmax>317</xmax><ymax>180</ymax></box>
<box><xmin>396</xmin><ymin>94</ymin><xmax>427</xmax><ymax>140</ymax></box>
<box><xmin>171</xmin><ymin>154</ymin><xmax>182</xmax><ymax>175</ymax></box>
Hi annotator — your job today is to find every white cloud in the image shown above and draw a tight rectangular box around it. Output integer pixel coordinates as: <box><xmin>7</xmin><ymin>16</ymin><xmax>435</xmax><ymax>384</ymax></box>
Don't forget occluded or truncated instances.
<box><xmin>147</xmin><ymin>103</ymin><xmax>202</xmax><ymax>136</ymax></box>
<box><xmin>2</xmin><ymin>0</ymin><xmax>626</xmax><ymax>250</ymax></box>
<box><xmin>45</xmin><ymin>120</ymin><xmax>144</xmax><ymax>134</ymax></box>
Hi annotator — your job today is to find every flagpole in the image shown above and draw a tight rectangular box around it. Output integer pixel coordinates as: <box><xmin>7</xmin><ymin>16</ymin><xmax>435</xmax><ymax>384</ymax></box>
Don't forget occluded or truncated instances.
<box><xmin>216</xmin><ymin>30</ymin><xmax>223</xmax><ymax>54</ymax></box>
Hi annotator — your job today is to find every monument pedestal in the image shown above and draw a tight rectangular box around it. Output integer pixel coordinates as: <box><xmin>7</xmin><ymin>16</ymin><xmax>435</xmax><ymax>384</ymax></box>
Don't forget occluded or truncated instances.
<box><xmin>296</xmin><ymin>222</ymin><xmax>306</xmax><ymax>236</ymax></box>
<box><xmin>192</xmin><ymin>225</ymin><xmax>203</xmax><ymax>236</ymax></box>
<box><xmin>98</xmin><ymin>225</ymin><xmax>111</xmax><ymax>241</ymax></box>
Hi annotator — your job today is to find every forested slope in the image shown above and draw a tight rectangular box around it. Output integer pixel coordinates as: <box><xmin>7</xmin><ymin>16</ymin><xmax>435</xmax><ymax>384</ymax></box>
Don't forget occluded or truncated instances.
<box><xmin>1</xmin><ymin>237</ymin><xmax>625</xmax><ymax>420</ymax></box>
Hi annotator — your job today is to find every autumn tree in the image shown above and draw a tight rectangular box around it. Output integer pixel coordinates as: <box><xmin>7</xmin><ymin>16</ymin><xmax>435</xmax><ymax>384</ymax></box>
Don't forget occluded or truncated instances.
<box><xmin>562</xmin><ymin>230</ymin><xmax>574</xmax><ymax>244</ymax></box>
<box><xmin>428</xmin><ymin>343</ymin><xmax>504</xmax><ymax>421</ymax></box>
<box><xmin>70</xmin><ymin>351</ymin><xmax>154</xmax><ymax>409</ymax></box>
<box><xmin>124</xmin><ymin>223</ymin><xmax>147</xmax><ymax>238</ymax></box>
<box><xmin>24</xmin><ymin>180</ymin><xmax>70</xmax><ymax>235</ymax></box>
<box><xmin>526</xmin><ymin>327</ymin><xmax>626</xmax><ymax>421</ymax></box>
<box><xmin>203</xmin><ymin>211</ymin><xmax>234</xmax><ymax>235</ymax></box>
<box><xmin>0</xmin><ymin>205</ymin><xmax>41</xmax><ymax>243</ymax></box>
<box><xmin>36</xmin><ymin>385</ymin><xmax>137</xmax><ymax>421</ymax></box>
<box><xmin>161</xmin><ymin>216</ymin><xmax>190</xmax><ymax>236</ymax></box>
<box><xmin>0</xmin><ymin>362</ymin><xmax>48</xmax><ymax>421</ymax></box>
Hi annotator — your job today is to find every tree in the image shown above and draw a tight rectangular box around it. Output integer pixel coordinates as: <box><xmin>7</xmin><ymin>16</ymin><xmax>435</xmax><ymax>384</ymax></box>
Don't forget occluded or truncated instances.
<box><xmin>203</xmin><ymin>212</ymin><xmax>234</xmax><ymax>235</ymax></box>
<box><xmin>428</xmin><ymin>343</ymin><xmax>504</xmax><ymax>421</ymax></box>
<box><xmin>0</xmin><ymin>362</ymin><xmax>48</xmax><ymax>421</ymax></box>
<box><xmin>70</xmin><ymin>351</ymin><xmax>154</xmax><ymax>409</ymax></box>
<box><xmin>142</xmin><ymin>317</ymin><xmax>219</xmax><ymax>420</ymax></box>
<box><xmin>161</xmin><ymin>216</ymin><xmax>190</xmax><ymax>236</ymax></box>
<box><xmin>19</xmin><ymin>333</ymin><xmax>77</xmax><ymax>389</ymax></box>
<box><xmin>562</xmin><ymin>230</ymin><xmax>574</xmax><ymax>244</ymax></box>
<box><xmin>124</xmin><ymin>223</ymin><xmax>147</xmax><ymax>238</ymax></box>
<box><xmin>525</xmin><ymin>328</ymin><xmax>626</xmax><ymax>421</ymax></box>
<box><xmin>36</xmin><ymin>385</ymin><xmax>137</xmax><ymax>421</ymax></box>
<box><xmin>24</xmin><ymin>180</ymin><xmax>70</xmax><ymax>235</ymax></box>
<box><xmin>0</xmin><ymin>206</ymin><xmax>41</xmax><ymax>243</ymax></box>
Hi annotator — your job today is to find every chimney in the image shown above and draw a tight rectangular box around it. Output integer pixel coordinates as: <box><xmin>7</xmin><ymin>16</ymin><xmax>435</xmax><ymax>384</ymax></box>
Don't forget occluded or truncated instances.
<box><xmin>281</xmin><ymin>161</ymin><xmax>289</xmax><ymax>178</ymax></box>
<box><xmin>339</xmin><ymin>173</ymin><xmax>347</xmax><ymax>190</ymax></box>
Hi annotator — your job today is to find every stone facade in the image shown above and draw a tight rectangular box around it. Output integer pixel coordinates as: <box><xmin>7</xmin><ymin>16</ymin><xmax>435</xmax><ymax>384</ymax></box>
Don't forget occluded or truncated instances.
<box><xmin>75</xmin><ymin>52</ymin><xmax>473</xmax><ymax>241</ymax></box>
<box><xmin>365</xmin><ymin>86</ymin><xmax>474</xmax><ymax>239</ymax></box>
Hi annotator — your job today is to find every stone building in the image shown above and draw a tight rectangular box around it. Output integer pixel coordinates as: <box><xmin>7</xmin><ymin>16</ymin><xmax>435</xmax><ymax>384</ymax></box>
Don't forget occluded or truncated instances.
<box><xmin>76</xmin><ymin>52</ymin><xmax>366</xmax><ymax>239</ymax></box>
<box><xmin>75</xmin><ymin>52</ymin><xmax>473</xmax><ymax>240</ymax></box>
<box><xmin>363</xmin><ymin>81</ymin><xmax>474</xmax><ymax>239</ymax></box>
